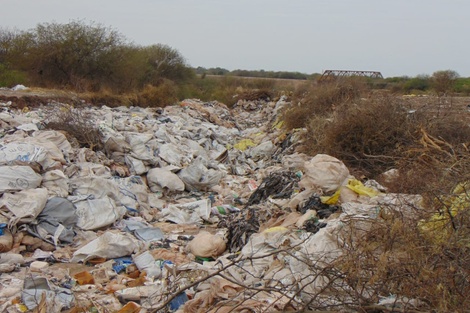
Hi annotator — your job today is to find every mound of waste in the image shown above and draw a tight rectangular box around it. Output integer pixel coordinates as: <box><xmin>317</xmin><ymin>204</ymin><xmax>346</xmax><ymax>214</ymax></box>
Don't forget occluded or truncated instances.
<box><xmin>0</xmin><ymin>93</ymin><xmax>425</xmax><ymax>312</ymax></box>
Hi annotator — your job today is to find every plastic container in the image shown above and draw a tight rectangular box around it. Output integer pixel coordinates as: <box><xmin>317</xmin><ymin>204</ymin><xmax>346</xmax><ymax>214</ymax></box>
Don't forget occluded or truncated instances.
<box><xmin>133</xmin><ymin>251</ymin><xmax>155</xmax><ymax>271</ymax></box>
<box><xmin>133</xmin><ymin>251</ymin><xmax>161</xmax><ymax>279</ymax></box>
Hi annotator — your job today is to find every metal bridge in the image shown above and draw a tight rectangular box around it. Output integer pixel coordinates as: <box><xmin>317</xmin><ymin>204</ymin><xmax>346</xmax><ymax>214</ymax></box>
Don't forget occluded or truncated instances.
<box><xmin>319</xmin><ymin>70</ymin><xmax>383</xmax><ymax>82</ymax></box>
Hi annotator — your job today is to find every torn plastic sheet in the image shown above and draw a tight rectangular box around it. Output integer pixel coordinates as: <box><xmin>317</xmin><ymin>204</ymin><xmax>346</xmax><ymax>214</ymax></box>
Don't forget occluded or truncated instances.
<box><xmin>72</xmin><ymin>231</ymin><xmax>141</xmax><ymax>262</ymax></box>
<box><xmin>26</xmin><ymin>197</ymin><xmax>78</xmax><ymax>245</ymax></box>
<box><xmin>120</xmin><ymin>219</ymin><xmax>164</xmax><ymax>242</ymax></box>
<box><xmin>22</xmin><ymin>276</ymin><xmax>74</xmax><ymax>311</ymax></box>
<box><xmin>177</xmin><ymin>157</ymin><xmax>224</xmax><ymax>191</ymax></box>
<box><xmin>161</xmin><ymin>199</ymin><xmax>212</xmax><ymax>224</ymax></box>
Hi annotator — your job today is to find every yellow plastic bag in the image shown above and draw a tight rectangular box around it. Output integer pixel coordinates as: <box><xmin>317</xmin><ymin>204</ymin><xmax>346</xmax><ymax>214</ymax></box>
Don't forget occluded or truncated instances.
<box><xmin>262</xmin><ymin>226</ymin><xmax>288</xmax><ymax>233</ymax></box>
<box><xmin>320</xmin><ymin>189</ymin><xmax>341</xmax><ymax>205</ymax></box>
<box><xmin>419</xmin><ymin>182</ymin><xmax>470</xmax><ymax>244</ymax></box>
<box><xmin>346</xmin><ymin>179</ymin><xmax>381</xmax><ymax>197</ymax></box>
<box><xmin>233</xmin><ymin>139</ymin><xmax>256</xmax><ymax>151</ymax></box>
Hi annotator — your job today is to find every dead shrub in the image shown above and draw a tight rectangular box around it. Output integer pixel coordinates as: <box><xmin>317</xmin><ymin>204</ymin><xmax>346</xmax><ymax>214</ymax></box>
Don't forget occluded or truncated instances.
<box><xmin>81</xmin><ymin>89</ymin><xmax>136</xmax><ymax>107</ymax></box>
<box><xmin>336</xmin><ymin>193</ymin><xmax>470</xmax><ymax>312</ymax></box>
<box><xmin>136</xmin><ymin>80</ymin><xmax>178</xmax><ymax>107</ymax></box>
<box><xmin>387</xmin><ymin>127</ymin><xmax>470</xmax><ymax>195</ymax></box>
<box><xmin>44</xmin><ymin>104</ymin><xmax>103</xmax><ymax>151</ymax></box>
<box><xmin>235</xmin><ymin>89</ymin><xmax>274</xmax><ymax>102</ymax></box>
<box><xmin>302</xmin><ymin>95</ymin><xmax>416</xmax><ymax>177</ymax></box>
<box><xmin>283</xmin><ymin>78</ymin><xmax>366</xmax><ymax>130</ymax></box>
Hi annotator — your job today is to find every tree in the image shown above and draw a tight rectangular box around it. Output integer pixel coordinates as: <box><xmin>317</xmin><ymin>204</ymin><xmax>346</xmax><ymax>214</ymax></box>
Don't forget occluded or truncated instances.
<box><xmin>432</xmin><ymin>70</ymin><xmax>459</xmax><ymax>96</ymax></box>
<box><xmin>14</xmin><ymin>20</ymin><xmax>126</xmax><ymax>90</ymax></box>
<box><xmin>139</xmin><ymin>44</ymin><xmax>194</xmax><ymax>85</ymax></box>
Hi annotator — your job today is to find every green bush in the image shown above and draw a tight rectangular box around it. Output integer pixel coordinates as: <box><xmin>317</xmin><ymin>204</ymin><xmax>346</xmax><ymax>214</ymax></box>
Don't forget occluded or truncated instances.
<box><xmin>432</xmin><ymin>70</ymin><xmax>459</xmax><ymax>96</ymax></box>
<box><xmin>0</xmin><ymin>63</ymin><xmax>27</xmax><ymax>87</ymax></box>
<box><xmin>0</xmin><ymin>21</ymin><xmax>195</xmax><ymax>93</ymax></box>
<box><xmin>403</xmin><ymin>74</ymin><xmax>431</xmax><ymax>93</ymax></box>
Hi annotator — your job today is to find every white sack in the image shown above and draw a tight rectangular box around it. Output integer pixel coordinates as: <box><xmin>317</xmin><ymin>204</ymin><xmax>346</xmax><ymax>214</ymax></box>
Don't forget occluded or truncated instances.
<box><xmin>177</xmin><ymin>157</ymin><xmax>223</xmax><ymax>191</ymax></box>
<box><xmin>125</xmin><ymin>155</ymin><xmax>150</xmax><ymax>175</ymax></box>
<box><xmin>158</xmin><ymin>143</ymin><xmax>191</xmax><ymax>167</ymax></box>
<box><xmin>282</xmin><ymin>153</ymin><xmax>310</xmax><ymax>171</ymax></box>
<box><xmin>104</xmin><ymin>136</ymin><xmax>132</xmax><ymax>154</ymax></box>
<box><xmin>187</xmin><ymin>231</ymin><xmax>226</xmax><ymax>258</ymax></box>
<box><xmin>71</xmin><ymin>232</ymin><xmax>140</xmax><ymax>262</ymax></box>
<box><xmin>74</xmin><ymin>162</ymin><xmax>112</xmax><ymax>178</ymax></box>
<box><xmin>20</xmin><ymin>138</ymin><xmax>66</xmax><ymax>170</ymax></box>
<box><xmin>299</xmin><ymin>154</ymin><xmax>350</xmax><ymax>193</ymax></box>
<box><xmin>41</xmin><ymin>170</ymin><xmax>69</xmax><ymax>197</ymax></box>
<box><xmin>0</xmin><ymin>188</ymin><xmax>48</xmax><ymax>224</ymax></box>
<box><xmin>33</xmin><ymin>130</ymin><xmax>73</xmax><ymax>158</ymax></box>
<box><xmin>161</xmin><ymin>199</ymin><xmax>211</xmax><ymax>224</ymax></box>
<box><xmin>111</xmin><ymin>176</ymin><xmax>149</xmax><ymax>211</ymax></box>
<box><xmin>0</xmin><ymin>166</ymin><xmax>42</xmax><ymax>193</ymax></box>
<box><xmin>69</xmin><ymin>176</ymin><xmax>121</xmax><ymax>205</ymax></box>
<box><xmin>147</xmin><ymin>168</ymin><xmax>185</xmax><ymax>192</ymax></box>
<box><xmin>0</xmin><ymin>142</ymin><xmax>47</xmax><ymax>166</ymax></box>
<box><xmin>125</xmin><ymin>132</ymin><xmax>154</xmax><ymax>162</ymax></box>
<box><xmin>75</xmin><ymin>196</ymin><xmax>126</xmax><ymax>230</ymax></box>
<box><xmin>250</xmin><ymin>140</ymin><xmax>275</xmax><ymax>160</ymax></box>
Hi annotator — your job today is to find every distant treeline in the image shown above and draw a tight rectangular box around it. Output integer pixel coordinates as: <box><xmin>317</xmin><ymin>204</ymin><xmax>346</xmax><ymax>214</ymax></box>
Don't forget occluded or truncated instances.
<box><xmin>195</xmin><ymin>67</ymin><xmax>320</xmax><ymax>80</ymax></box>
<box><xmin>1</xmin><ymin>20</ymin><xmax>470</xmax><ymax>107</ymax></box>
<box><xmin>195</xmin><ymin>67</ymin><xmax>470</xmax><ymax>95</ymax></box>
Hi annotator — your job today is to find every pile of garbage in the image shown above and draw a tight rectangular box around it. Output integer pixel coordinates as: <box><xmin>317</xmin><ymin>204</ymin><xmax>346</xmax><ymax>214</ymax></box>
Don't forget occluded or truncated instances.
<box><xmin>0</xmin><ymin>94</ymin><xmax>424</xmax><ymax>312</ymax></box>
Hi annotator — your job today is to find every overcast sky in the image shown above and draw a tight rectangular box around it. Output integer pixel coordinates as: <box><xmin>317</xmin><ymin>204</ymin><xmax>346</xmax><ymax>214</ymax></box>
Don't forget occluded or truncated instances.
<box><xmin>1</xmin><ymin>0</ymin><xmax>469</xmax><ymax>77</ymax></box>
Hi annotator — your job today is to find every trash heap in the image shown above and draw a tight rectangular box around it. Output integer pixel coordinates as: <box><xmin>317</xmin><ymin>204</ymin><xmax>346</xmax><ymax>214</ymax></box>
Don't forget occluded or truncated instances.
<box><xmin>0</xmin><ymin>94</ymin><xmax>424</xmax><ymax>312</ymax></box>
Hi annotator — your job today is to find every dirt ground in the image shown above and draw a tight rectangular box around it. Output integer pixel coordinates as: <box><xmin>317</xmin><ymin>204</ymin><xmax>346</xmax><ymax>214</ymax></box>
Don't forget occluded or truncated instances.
<box><xmin>0</xmin><ymin>88</ymin><xmax>81</xmax><ymax>109</ymax></box>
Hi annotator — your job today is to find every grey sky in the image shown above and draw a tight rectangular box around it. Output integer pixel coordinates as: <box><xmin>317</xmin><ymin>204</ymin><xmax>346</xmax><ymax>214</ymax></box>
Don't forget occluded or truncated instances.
<box><xmin>1</xmin><ymin>0</ymin><xmax>469</xmax><ymax>77</ymax></box>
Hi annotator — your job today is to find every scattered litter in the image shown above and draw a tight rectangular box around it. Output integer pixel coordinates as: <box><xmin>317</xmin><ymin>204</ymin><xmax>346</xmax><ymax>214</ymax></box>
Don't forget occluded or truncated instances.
<box><xmin>0</xmin><ymin>96</ymin><xmax>431</xmax><ymax>312</ymax></box>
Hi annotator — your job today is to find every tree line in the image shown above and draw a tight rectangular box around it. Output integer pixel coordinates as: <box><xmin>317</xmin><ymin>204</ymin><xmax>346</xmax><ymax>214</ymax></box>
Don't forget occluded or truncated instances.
<box><xmin>0</xmin><ymin>20</ymin><xmax>194</xmax><ymax>92</ymax></box>
<box><xmin>0</xmin><ymin>20</ymin><xmax>469</xmax><ymax>98</ymax></box>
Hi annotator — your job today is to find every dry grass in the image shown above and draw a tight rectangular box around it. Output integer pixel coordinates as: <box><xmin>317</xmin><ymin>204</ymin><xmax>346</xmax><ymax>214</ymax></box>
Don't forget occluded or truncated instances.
<box><xmin>283</xmin><ymin>78</ymin><xmax>367</xmax><ymax>130</ymax></box>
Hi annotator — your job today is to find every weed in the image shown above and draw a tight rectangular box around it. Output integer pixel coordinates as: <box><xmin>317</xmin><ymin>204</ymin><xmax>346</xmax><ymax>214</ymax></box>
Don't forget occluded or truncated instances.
<box><xmin>44</xmin><ymin>104</ymin><xmax>103</xmax><ymax>151</ymax></box>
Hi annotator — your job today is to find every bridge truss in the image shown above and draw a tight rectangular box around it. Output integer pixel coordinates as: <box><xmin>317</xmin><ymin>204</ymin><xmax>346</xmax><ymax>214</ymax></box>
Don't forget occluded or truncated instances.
<box><xmin>319</xmin><ymin>70</ymin><xmax>383</xmax><ymax>82</ymax></box>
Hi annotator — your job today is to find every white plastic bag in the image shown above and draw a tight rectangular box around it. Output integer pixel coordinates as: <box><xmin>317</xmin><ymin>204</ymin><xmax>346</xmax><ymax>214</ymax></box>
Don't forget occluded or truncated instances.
<box><xmin>71</xmin><ymin>231</ymin><xmax>141</xmax><ymax>262</ymax></box>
